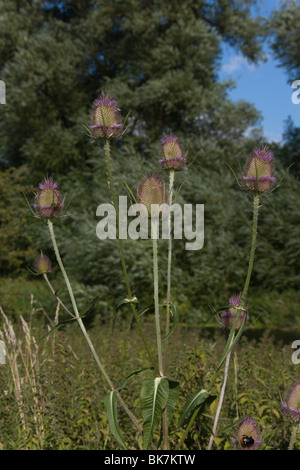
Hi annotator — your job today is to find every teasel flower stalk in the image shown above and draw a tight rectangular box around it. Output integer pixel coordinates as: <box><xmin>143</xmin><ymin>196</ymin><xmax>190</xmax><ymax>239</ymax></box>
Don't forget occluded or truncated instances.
<box><xmin>233</xmin><ymin>418</ymin><xmax>262</xmax><ymax>450</ymax></box>
<box><xmin>159</xmin><ymin>135</ymin><xmax>186</xmax><ymax>371</ymax></box>
<box><xmin>183</xmin><ymin>146</ymin><xmax>275</xmax><ymax>451</ymax></box>
<box><xmin>159</xmin><ymin>134</ymin><xmax>186</xmax><ymax>449</ymax></box>
<box><xmin>207</xmin><ymin>295</ymin><xmax>249</xmax><ymax>449</ymax></box>
<box><xmin>218</xmin><ymin>146</ymin><xmax>274</xmax><ymax>361</ymax></box>
<box><xmin>33</xmin><ymin>178</ymin><xmax>151</xmax><ymax>447</ymax></box>
<box><xmin>137</xmin><ymin>174</ymin><xmax>168</xmax><ymax>379</ymax></box>
<box><xmin>138</xmin><ymin>172</ymin><xmax>170</xmax><ymax>449</ymax></box>
<box><xmin>282</xmin><ymin>381</ymin><xmax>300</xmax><ymax>449</ymax></box>
<box><xmin>91</xmin><ymin>93</ymin><xmax>158</xmax><ymax>375</ymax></box>
<box><xmin>208</xmin><ymin>179</ymin><xmax>261</xmax><ymax>391</ymax></box>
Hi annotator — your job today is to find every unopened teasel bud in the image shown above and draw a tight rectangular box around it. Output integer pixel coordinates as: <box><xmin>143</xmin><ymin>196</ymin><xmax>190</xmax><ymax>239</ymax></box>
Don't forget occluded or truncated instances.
<box><xmin>34</xmin><ymin>253</ymin><xmax>52</xmax><ymax>274</ymax></box>
<box><xmin>137</xmin><ymin>174</ymin><xmax>169</xmax><ymax>218</ymax></box>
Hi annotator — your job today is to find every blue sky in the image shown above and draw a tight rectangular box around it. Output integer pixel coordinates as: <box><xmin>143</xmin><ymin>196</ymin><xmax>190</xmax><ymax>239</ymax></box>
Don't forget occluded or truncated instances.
<box><xmin>218</xmin><ymin>0</ymin><xmax>300</xmax><ymax>143</ymax></box>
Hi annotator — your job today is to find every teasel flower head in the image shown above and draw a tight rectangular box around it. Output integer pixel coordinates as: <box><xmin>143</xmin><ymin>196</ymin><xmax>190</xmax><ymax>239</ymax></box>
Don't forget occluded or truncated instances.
<box><xmin>282</xmin><ymin>381</ymin><xmax>300</xmax><ymax>422</ymax></box>
<box><xmin>241</xmin><ymin>146</ymin><xmax>276</xmax><ymax>193</ymax></box>
<box><xmin>220</xmin><ymin>294</ymin><xmax>249</xmax><ymax>329</ymax></box>
<box><xmin>34</xmin><ymin>253</ymin><xmax>52</xmax><ymax>275</ymax></box>
<box><xmin>137</xmin><ymin>174</ymin><xmax>169</xmax><ymax>219</ymax></box>
<box><xmin>90</xmin><ymin>94</ymin><xmax>122</xmax><ymax>138</ymax></box>
<box><xmin>233</xmin><ymin>418</ymin><xmax>262</xmax><ymax>450</ymax></box>
<box><xmin>33</xmin><ymin>177</ymin><xmax>64</xmax><ymax>218</ymax></box>
<box><xmin>159</xmin><ymin>135</ymin><xmax>187</xmax><ymax>171</ymax></box>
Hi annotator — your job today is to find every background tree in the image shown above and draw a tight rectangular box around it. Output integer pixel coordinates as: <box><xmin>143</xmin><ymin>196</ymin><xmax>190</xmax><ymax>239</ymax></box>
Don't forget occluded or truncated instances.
<box><xmin>0</xmin><ymin>0</ymin><xmax>299</xmax><ymax>323</ymax></box>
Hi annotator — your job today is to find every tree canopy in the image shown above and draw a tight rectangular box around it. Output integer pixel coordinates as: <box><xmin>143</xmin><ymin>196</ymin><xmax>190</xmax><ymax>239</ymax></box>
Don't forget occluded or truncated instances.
<box><xmin>0</xmin><ymin>0</ymin><xmax>299</xmax><ymax>321</ymax></box>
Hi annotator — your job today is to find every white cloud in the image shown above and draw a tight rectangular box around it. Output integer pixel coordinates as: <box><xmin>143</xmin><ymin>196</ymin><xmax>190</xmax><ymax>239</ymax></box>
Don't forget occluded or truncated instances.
<box><xmin>222</xmin><ymin>55</ymin><xmax>256</xmax><ymax>75</ymax></box>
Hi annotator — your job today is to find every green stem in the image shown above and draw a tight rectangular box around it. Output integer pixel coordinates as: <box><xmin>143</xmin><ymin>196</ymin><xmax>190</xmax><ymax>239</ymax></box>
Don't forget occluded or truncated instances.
<box><xmin>43</xmin><ymin>273</ymin><xmax>74</xmax><ymax>318</ymax></box>
<box><xmin>47</xmin><ymin>219</ymin><xmax>149</xmax><ymax>443</ymax></box>
<box><xmin>104</xmin><ymin>139</ymin><xmax>159</xmax><ymax>375</ymax></box>
<box><xmin>162</xmin><ymin>170</ymin><xmax>175</xmax><ymax>451</ymax></box>
<box><xmin>207</xmin><ymin>334</ymin><xmax>234</xmax><ymax>449</ymax></box>
<box><xmin>209</xmin><ymin>192</ymin><xmax>260</xmax><ymax>390</ymax></box>
<box><xmin>47</xmin><ymin>220</ymin><xmax>113</xmax><ymax>388</ymax></box>
<box><xmin>288</xmin><ymin>424</ymin><xmax>298</xmax><ymax>450</ymax></box>
<box><xmin>163</xmin><ymin>169</ymin><xmax>175</xmax><ymax>374</ymax></box>
<box><xmin>233</xmin><ymin>351</ymin><xmax>239</xmax><ymax>419</ymax></box>
<box><xmin>152</xmin><ymin>218</ymin><xmax>164</xmax><ymax>377</ymax></box>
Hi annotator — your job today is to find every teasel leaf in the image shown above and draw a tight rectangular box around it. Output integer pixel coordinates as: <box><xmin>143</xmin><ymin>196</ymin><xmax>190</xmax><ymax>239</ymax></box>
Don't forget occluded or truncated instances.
<box><xmin>162</xmin><ymin>302</ymin><xmax>179</xmax><ymax>343</ymax></box>
<box><xmin>178</xmin><ymin>387</ymin><xmax>216</xmax><ymax>427</ymax></box>
<box><xmin>140</xmin><ymin>377</ymin><xmax>169</xmax><ymax>450</ymax></box>
<box><xmin>103</xmin><ymin>391</ymin><xmax>127</xmax><ymax>449</ymax></box>
<box><xmin>118</xmin><ymin>367</ymin><xmax>154</xmax><ymax>392</ymax></box>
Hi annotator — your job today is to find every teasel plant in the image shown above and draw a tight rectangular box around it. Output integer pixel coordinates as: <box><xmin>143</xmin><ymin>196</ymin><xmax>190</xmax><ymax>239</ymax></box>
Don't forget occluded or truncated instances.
<box><xmin>88</xmin><ymin>93</ymin><xmax>158</xmax><ymax>375</ymax></box>
<box><xmin>88</xmin><ymin>93</ymin><xmax>179</xmax><ymax>450</ymax></box>
<box><xmin>136</xmin><ymin>173</ymin><xmax>178</xmax><ymax>450</ymax></box>
<box><xmin>176</xmin><ymin>146</ymin><xmax>278</xmax><ymax>450</ymax></box>
<box><xmin>29</xmin><ymin>175</ymin><xmax>158</xmax><ymax>450</ymax></box>
<box><xmin>158</xmin><ymin>134</ymin><xmax>187</xmax><ymax>449</ymax></box>
<box><xmin>158</xmin><ymin>135</ymin><xmax>187</xmax><ymax>372</ymax></box>
<box><xmin>205</xmin><ymin>146</ymin><xmax>278</xmax><ymax>449</ymax></box>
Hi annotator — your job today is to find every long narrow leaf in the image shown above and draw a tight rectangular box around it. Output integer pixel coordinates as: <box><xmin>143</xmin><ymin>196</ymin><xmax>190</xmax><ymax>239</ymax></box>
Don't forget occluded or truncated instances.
<box><xmin>39</xmin><ymin>295</ymin><xmax>99</xmax><ymax>341</ymax></box>
<box><xmin>214</xmin><ymin>311</ymin><xmax>248</xmax><ymax>376</ymax></box>
<box><xmin>162</xmin><ymin>303</ymin><xmax>179</xmax><ymax>343</ymax></box>
<box><xmin>140</xmin><ymin>377</ymin><xmax>169</xmax><ymax>450</ymax></box>
<box><xmin>178</xmin><ymin>388</ymin><xmax>212</xmax><ymax>427</ymax></box>
<box><xmin>166</xmin><ymin>379</ymin><xmax>180</xmax><ymax>426</ymax></box>
<box><xmin>103</xmin><ymin>391</ymin><xmax>127</xmax><ymax>449</ymax></box>
<box><xmin>118</xmin><ymin>367</ymin><xmax>154</xmax><ymax>391</ymax></box>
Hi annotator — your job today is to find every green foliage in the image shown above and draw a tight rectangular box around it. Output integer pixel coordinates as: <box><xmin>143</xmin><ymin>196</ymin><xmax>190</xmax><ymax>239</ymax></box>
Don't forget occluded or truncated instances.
<box><xmin>270</xmin><ymin>0</ymin><xmax>300</xmax><ymax>75</ymax></box>
<box><xmin>0</xmin><ymin>167</ymin><xmax>36</xmax><ymax>275</ymax></box>
<box><xmin>0</xmin><ymin>0</ymin><xmax>298</xmax><ymax>321</ymax></box>
<box><xmin>1</xmin><ymin>311</ymin><xmax>298</xmax><ymax>450</ymax></box>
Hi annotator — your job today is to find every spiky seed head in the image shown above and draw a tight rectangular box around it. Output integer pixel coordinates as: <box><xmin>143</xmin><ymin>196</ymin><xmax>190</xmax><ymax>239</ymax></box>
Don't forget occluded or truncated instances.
<box><xmin>137</xmin><ymin>174</ymin><xmax>168</xmax><ymax>218</ymax></box>
<box><xmin>233</xmin><ymin>418</ymin><xmax>262</xmax><ymax>450</ymax></box>
<box><xmin>242</xmin><ymin>146</ymin><xmax>276</xmax><ymax>192</ymax></box>
<box><xmin>282</xmin><ymin>381</ymin><xmax>300</xmax><ymax>422</ymax></box>
<box><xmin>220</xmin><ymin>294</ymin><xmax>249</xmax><ymax>329</ymax></box>
<box><xmin>159</xmin><ymin>135</ymin><xmax>187</xmax><ymax>170</ymax></box>
<box><xmin>34</xmin><ymin>253</ymin><xmax>52</xmax><ymax>274</ymax></box>
<box><xmin>33</xmin><ymin>177</ymin><xmax>64</xmax><ymax>218</ymax></box>
<box><xmin>90</xmin><ymin>94</ymin><xmax>122</xmax><ymax>138</ymax></box>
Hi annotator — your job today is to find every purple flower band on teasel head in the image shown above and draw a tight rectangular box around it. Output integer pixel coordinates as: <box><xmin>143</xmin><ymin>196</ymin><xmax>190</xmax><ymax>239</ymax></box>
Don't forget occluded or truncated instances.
<box><xmin>221</xmin><ymin>293</ymin><xmax>249</xmax><ymax>329</ymax></box>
